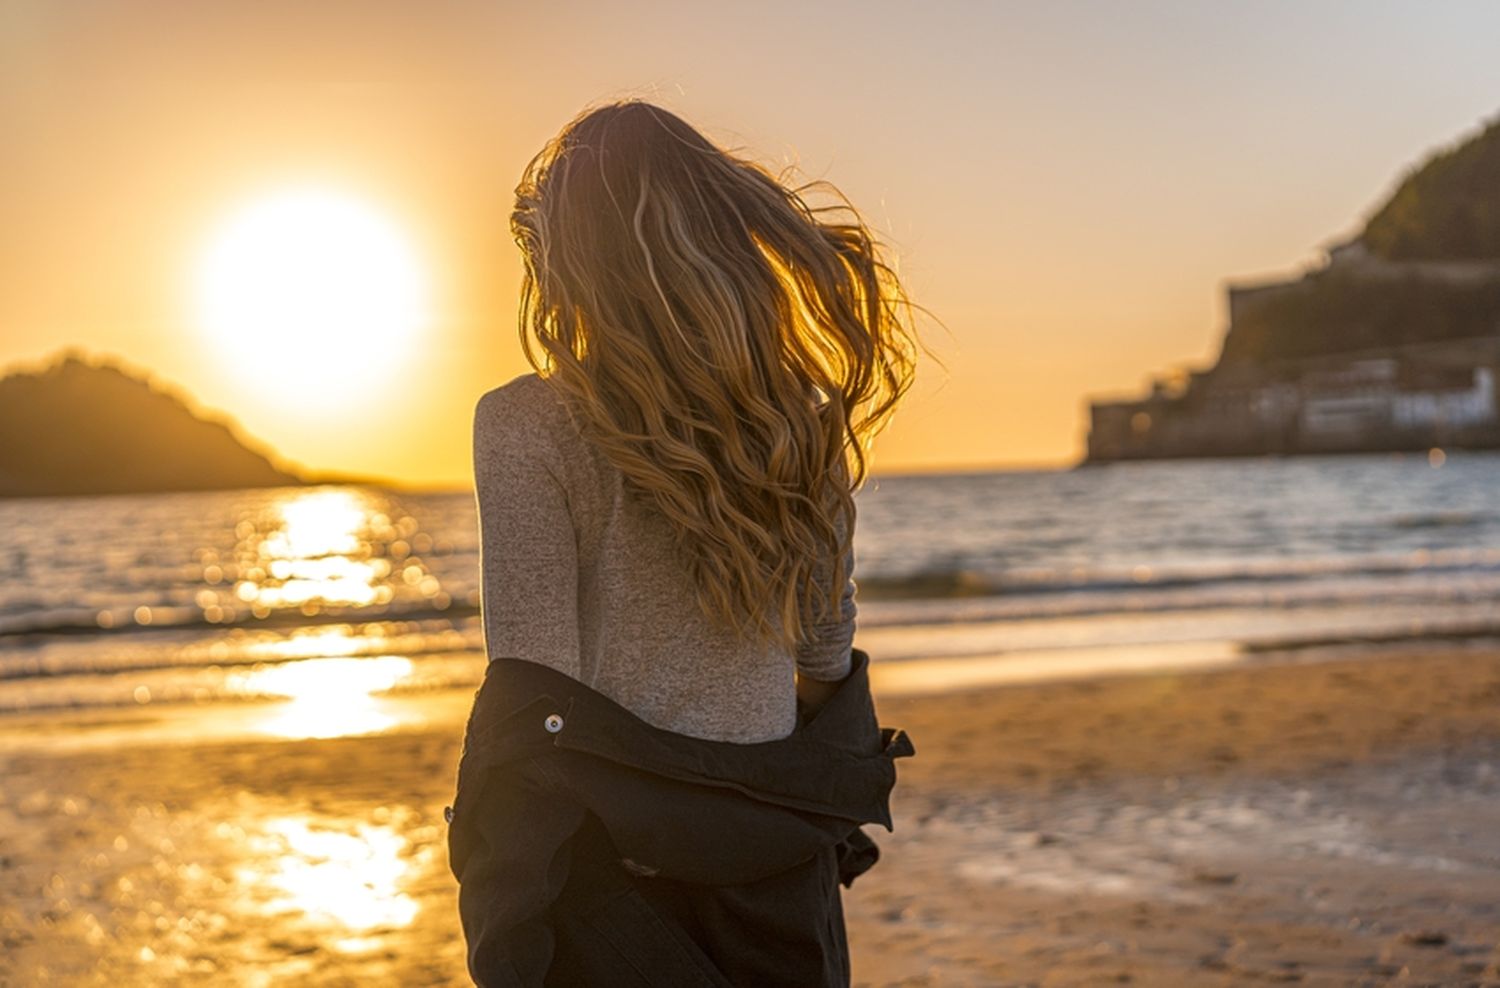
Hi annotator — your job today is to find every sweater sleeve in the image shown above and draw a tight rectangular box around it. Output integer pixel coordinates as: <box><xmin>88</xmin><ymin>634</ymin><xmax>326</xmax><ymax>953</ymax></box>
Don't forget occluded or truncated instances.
<box><xmin>473</xmin><ymin>388</ymin><xmax>581</xmax><ymax>679</ymax></box>
<box><xmin>795</xmin><ymin>513</ymin><xmax>857</xmax><ymax>682</ymax></box>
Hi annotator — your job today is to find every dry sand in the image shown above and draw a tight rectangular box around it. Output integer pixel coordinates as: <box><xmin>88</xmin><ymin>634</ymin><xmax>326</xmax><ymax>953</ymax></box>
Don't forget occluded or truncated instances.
<box><xmin>3</xmin><ymin>644</ymin><xmax>1500</xmax><ymax>986</ymax></box>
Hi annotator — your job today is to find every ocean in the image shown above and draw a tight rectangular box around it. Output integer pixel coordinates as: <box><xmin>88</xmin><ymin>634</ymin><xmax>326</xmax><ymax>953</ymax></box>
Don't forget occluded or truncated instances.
<box><xmin>3</xmin><ymin>451</ymin><xmax>1499</xmax><ymax>727</ymax></box>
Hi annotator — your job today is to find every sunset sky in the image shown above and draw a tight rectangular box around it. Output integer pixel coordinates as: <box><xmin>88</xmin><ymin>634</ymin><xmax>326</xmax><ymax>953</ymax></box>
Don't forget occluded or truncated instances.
<box><xmin>5</xmin><ymin>0</ymin><xmax>1500</xmax><ymax>488</ymax></box>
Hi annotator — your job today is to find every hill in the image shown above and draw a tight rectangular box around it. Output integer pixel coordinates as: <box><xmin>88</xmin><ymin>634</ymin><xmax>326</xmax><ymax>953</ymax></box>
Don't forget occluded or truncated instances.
<box><xmin>1086</xmin><ymin>110</ymin><xmax>1500</xmax><ymax>462</ymax></box>
<box><xmin>1217</xmin><ymin>111</ymin><xmax>1500</xmax><ymax>367</ymax></box>
<box><xmin>0</xmin><ymin>351</ymin><xmax>306</xmax><ymax>497</ymax></box>
<box><xmin>1362</xmin><ymin>112</ymin><xmax>1500</xmax><ymax>260</ymax></box>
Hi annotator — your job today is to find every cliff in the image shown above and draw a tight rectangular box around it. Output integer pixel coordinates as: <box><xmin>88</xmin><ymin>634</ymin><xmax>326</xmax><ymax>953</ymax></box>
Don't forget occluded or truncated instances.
<box><xmin>1086</xmin><ymin>110</ymin><xmax>1500</xmax><ymax>462</ymax></box>
<box><xmin>1217</xmin><ymin>111</ymin><xmax>1500</xmax><ymax>368</ymax></box>
<box><xmin>0</xmin><ymin>351</ymin><xmax>306</xmax><ymax>497</ymax></box>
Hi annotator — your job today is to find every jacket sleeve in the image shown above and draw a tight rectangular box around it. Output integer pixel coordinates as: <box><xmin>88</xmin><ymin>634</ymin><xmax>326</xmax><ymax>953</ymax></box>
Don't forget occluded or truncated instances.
<box><xmin>454</xmin><ymin>758</ymin><xmax>589</xmax><ymax>988</ymax></box>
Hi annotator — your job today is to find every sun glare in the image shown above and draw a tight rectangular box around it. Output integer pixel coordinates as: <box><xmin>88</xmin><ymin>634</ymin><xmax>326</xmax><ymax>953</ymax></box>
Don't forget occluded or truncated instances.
<box><xmin>193</xmin><ymin>187</ymin><xmax>430</xmax><ymax>409</ymax></box>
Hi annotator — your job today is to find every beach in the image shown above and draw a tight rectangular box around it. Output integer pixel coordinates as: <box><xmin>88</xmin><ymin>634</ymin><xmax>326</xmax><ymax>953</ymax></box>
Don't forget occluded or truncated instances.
<box><xmin>4</xmin><ymin>643</ymin><xmax>1499</xmax><ymax>987</ymax></box>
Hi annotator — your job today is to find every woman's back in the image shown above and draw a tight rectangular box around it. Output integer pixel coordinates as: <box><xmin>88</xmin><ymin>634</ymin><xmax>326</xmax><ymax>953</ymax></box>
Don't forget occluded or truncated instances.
<box><xmin>474</xmin><ymin>371</ymin><xmax>857</xmax><ymax>744</ymax></box>
<box><xmin>455</xmin><ymin>96</ymin><xmax>924</xmax><ymax>987</ymax></box>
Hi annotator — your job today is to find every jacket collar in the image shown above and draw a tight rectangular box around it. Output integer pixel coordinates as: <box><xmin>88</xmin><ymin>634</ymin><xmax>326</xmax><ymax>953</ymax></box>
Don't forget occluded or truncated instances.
<box><xmin>457</xmin><ymin>647</ymin><xmax>913</xmax><ymax>828</ymax></box>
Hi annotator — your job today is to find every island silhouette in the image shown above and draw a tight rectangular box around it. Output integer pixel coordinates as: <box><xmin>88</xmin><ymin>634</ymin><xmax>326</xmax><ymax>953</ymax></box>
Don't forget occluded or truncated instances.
<box><xmin>0</xmin><ymin>350</ymin><xmax>371</xmax><ymax>497</ymax></box>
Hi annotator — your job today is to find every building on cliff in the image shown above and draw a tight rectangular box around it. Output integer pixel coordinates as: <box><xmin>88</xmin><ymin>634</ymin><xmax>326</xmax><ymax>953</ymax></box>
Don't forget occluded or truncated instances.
<box><xmin>1087</xmin><ymin>336</ymin><xmax>1499</xmax><ymax>461</ymax></box>
<box><xmin>1085</xmin><ymin>110</ymin><xmax>1500</xmax><ymax>463</ymax></box>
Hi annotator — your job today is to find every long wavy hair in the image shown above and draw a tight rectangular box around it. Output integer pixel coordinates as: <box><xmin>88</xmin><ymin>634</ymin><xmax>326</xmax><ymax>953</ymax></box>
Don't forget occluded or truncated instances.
<box><xmin>510</xmin><ymin>99</ymin><xmax>923</xmax><ymax>652</ymax></box>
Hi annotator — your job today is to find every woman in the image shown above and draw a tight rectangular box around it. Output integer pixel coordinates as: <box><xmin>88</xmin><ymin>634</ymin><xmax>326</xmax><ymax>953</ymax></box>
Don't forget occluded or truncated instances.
<box><xmin>447</xmin><ymin>99</ymin><xmax>921</xmax><ymax>987</ymax></box>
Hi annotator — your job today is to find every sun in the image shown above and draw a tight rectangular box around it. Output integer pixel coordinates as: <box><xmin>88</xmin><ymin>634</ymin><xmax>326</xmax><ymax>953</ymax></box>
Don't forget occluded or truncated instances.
<box><xmin>192</xmin><ymin>186</ymin><xmax>431</xmax><ymax>409</ymax></box>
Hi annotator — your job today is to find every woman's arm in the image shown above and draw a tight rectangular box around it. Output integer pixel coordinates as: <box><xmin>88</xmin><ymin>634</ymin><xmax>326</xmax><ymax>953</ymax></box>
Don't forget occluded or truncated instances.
<box><xmin>794</xmin><ymin>516</ymin><xmax>858</xmax><ymax>687</ymax></box>
<box><xmin>473</xmin><ymin>387</ymin><xmax>582</xmax><ymax>677</ymax></box>
<box><xmin>794</xmin><ymin>540</ymin><xmax>857</xmax><ymax>728</ymax></box>
<box><xmin>796</xmin><ymin>668</ymin><xmax>843</xmax><ymax>718</ymax></box>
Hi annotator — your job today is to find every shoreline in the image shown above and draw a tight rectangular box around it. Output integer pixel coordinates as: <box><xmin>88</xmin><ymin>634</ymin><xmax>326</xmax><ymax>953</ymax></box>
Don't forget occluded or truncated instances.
<box><xmin>3</xmin><ymin>633</ymin><xmax>1497</xmax><ymax>756</ymax></box>
<box><xmin>3</xmin><ymin>644</ymin><xmax>1499</xmax><ymax>985</ymax></box>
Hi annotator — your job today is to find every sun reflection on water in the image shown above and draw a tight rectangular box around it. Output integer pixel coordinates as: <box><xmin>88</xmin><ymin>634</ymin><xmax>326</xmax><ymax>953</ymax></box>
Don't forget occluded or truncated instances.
<box><xmin>230</xmin><ymin>656</ymin><xmax>414</xmax><ymax>739</ymax></box>
<box><xmin>198</xmin><ymin>487</ymin><xmax>453</xmax><ymax>627</ymax></box>
<box><xmin>236</xmin><ymin>815</ymin><xmax>422</xmax><ymax>953</ymax></box>
<box><xmin>271</xmin><ymin>492</ymin><xmax>365</xmax><ymax>556</ymax></box>
<box><xmin>242</xmin><ymin>490</ymin><xmax>388</xmax><ymax>610</ymax></box>
<box><xmin>242</xmin><ymin>625</ymin><xmax>381</xmax><ymax>661</ymax></box>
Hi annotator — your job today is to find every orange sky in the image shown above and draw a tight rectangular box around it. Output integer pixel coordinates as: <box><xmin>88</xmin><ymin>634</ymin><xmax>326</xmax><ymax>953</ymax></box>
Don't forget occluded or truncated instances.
<box><xmin>5</xmin><ymin>1</ymin><xmax>1500</xmax><ymax>488</ymax></box>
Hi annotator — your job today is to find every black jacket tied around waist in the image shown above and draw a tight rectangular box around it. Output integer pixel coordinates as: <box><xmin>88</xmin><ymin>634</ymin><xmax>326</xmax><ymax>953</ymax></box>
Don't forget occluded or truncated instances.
<box><xmin>445</xmin><ymin>646</ymin><xmax>914</xmax><ymax>987</ymax></box>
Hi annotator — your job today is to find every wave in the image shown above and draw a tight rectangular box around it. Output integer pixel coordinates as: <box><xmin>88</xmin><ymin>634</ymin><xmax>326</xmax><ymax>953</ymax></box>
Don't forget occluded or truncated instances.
<box><xmin>8</xmin><ymin>547</ymin><xmax>1500</xmax><ymax>647</ymax></box>
<box><xmin>0</xmin><ymin>614</ymin><xmax>484</xmax><ymax>683</ymax></box>
<box><xmin>0</xmin><ymin>598</ymin><xmax>481</xmax><ymax>642</ymax></box>
<box><xmin>856</xmin><ymin>546</ymin><xmax>1500</xmax><ymax>602</ymax></box>
<box><xmin>1389</xmin><ymin>510</ymin><xmax>1491</xmax><ymax>529</ymax></box>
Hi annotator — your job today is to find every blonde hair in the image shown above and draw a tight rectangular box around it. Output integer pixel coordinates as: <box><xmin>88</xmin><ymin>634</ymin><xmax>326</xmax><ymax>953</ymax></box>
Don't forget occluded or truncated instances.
<box><xmin>510</xmin><ymin>99</ymin><xmax>922</xmax><ymax>651</ymax></box>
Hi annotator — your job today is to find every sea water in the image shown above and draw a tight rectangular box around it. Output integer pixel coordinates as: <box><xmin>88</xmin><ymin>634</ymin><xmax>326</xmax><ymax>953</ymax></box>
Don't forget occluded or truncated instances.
<box><xmin>2</xmin><ymin>451</ymin><xmax>1498</xmax><ymax>718</ymax></box>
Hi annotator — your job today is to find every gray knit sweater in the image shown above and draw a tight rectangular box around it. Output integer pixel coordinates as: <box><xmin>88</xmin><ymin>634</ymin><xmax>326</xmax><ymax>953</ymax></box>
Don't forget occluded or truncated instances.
<box><xmin>472</xmin><ymin>372</ymin><xmax>856</xmax><ymax>744</ymax></box>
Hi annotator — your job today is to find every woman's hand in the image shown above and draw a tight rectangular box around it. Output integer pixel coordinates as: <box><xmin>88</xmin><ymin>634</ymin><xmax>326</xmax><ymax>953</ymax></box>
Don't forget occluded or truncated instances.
<box><xmin>795</xmin><ymin>670</ymin><xmax>842</xmax><ymax>723</ymax></box>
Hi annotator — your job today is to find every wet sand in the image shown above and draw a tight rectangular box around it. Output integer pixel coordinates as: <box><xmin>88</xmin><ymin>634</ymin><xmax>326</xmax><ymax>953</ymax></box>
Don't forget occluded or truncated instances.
<box><xmin>3</xmin><ymin>644</ymin><xmax>1500</xmax><ymax>986</ymax></box>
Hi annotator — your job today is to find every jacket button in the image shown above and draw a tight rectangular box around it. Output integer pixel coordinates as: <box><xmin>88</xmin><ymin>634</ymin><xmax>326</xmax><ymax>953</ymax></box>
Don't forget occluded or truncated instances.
<box><xmin>443</xmin><ymin>805</ymin><xmax>454</xmax><ymax>824</ymax></box>
<box><xmin>544</xmin><ymin>713</ymin><xmax>565</xmax><ymax>734</ymax></box>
